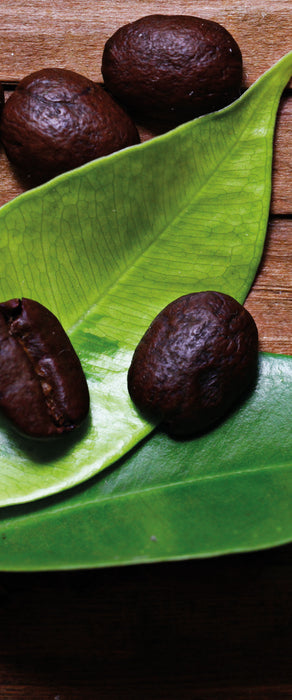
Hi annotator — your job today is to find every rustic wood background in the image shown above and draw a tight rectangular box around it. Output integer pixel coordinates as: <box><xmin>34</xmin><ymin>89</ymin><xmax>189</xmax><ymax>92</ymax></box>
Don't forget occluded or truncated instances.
<box><xmin>0</xmin><ymin>2</ymin><xmax>291</xmax><ymax>698</ymax></box>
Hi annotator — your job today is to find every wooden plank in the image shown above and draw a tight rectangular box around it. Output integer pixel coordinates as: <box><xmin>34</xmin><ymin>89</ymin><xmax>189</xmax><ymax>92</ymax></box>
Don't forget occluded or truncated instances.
<box><xmin>272</xmin><ymin>96</ymin><xmax>292</xmax><ymax>215</ymax></box>
<box><xmin>0</xmin><ymin>0</ymin><xmax>291</xmax><ymax>86</ymax></box>
<box><xmin>245</xmin><ymin>219</ymin><xmax>292</xmax><ymax>354</ymax></box>
<box><xmin>0</xmin><ymin>548</ymin><xmax>292</xmax><ymax>698</ymax></box>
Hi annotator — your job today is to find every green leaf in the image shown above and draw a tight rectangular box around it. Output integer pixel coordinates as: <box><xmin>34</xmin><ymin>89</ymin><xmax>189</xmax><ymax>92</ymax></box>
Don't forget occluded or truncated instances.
<box><xmin>0</xmin><ymin>353</ymin><xmax>291</xmax><ymax>570</ymax></box>
<box><xmin>0</xmin><ymin>52</ymin><xmax>291</xmax><ymax>507</ymax></box>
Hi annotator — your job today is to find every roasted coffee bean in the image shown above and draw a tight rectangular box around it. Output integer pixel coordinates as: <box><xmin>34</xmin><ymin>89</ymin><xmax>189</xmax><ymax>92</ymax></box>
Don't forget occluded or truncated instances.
<box><xmin>128</xmin><ymin>291</ymin><xmax>258</xmax><ymax>437</ymax></box>
<box><xmin>102</xmin><ymin>14</ymin><xmax>243</xmax><ymax>126</ymax></box>
<box><xmin>0</xmin><ymin>67</ymin><xmax>140</xmax><ymax>182</ymax></box>
<box><xmin>0</xmin><ymin>298</ymin><xmax>89</xmax><ymax>438</ymax></box>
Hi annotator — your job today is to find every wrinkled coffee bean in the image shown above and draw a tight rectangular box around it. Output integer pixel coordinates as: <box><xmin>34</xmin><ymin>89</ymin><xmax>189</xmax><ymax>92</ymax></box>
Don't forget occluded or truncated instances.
<box><xmin>0</xmin><ymin>298</ymin><xmax>89</xmax><ymax>438</ymax></box>
<box><xmin>128</xmin><ymin>291</ymin><xmax>258</xmax><ymax>437</ymax></box>
<box><xmin>102</xmin><ymin>14</ymin><xmax>243</xmax><ymax>126</ymax></box>
<box><xmin>0</xmin><ymin>67</ymin><xmax>140</xmax><ymax>182</ymax></box>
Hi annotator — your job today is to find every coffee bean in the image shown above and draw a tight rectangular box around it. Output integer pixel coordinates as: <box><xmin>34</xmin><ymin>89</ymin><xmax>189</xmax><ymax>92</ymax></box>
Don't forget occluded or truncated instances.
<box><xmin>128</xmin><ymin>291</ymin><xmax>258</xmax><ymax>436</ymax></box>
<box><xmin>0</xmin><ymin>298</ymin><xmax>89</xmax><ymax>438</ymax></box>
<box><xmin>0</xmin><ymin>68</ymin><xmax>140</xmax><ymax>183</ymax></box>
<box><xmin>102</xmin><ymin>14</ymin><xmax>242</xmax><ymax>126</ymax></box>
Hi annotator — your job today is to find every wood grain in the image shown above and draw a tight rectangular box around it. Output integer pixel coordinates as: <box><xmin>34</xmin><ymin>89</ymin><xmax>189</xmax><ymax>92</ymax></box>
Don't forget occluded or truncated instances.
<box><xmin>0</xmin><ymin>546</ymin><xmax>291</xmax><ymax>699</ymax></box>
<box><xmin>245</xmin><ymin>219</ymin><xmax>292</xmax><ymax>353</ymax></box>
<box><xmin>272</xmin><ymin>95</ymin><xmax>292</xmax><ymax>215</ymax></box>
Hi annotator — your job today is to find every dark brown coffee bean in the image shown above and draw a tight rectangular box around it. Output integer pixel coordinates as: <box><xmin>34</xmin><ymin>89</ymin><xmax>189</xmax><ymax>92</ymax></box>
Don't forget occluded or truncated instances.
<box><xmin>0</xmin><ymin>67</ymin><xmax>140</xmax><ymax>182</ymax></box>
<box><xmin>128</xmin><ymin>291</ymin><xmax>258</xmax><ymax>437</ymax></box>
<box><xmin>0</xmin><ymin>298</ymin><xmax>89</xmax><ymax>438</ymax></box>
<box><xmin>102</xmin><ymin>14</ymin><xmax>242</xmax><ymax>126</ymax></box>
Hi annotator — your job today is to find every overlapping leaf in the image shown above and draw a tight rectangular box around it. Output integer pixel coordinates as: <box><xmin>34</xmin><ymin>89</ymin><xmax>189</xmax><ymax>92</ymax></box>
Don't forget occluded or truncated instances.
<box><xmin>0</xmin><ymin>52</ymin><xmax>291</xmax><ymax>506</ymax></box>
<box><xmin>0</xmin><ymin>353</ymin><xmax>291</xmax><ymax>570</ymax></box>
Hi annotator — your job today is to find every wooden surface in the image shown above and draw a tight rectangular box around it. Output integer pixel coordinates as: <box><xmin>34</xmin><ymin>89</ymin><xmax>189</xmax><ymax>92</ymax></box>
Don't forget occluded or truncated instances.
<box><xmin>0</xmin><ymin>1</ymin><xmax>291</xmax><ymax>698</ymax></box>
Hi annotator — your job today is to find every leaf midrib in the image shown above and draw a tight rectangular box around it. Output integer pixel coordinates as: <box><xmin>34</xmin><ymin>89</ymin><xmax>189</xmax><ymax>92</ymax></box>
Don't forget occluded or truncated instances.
<box><xmin>10</xmin><ymin>459</ymin><xmax>290</xmax><ymax>525</ymax></box>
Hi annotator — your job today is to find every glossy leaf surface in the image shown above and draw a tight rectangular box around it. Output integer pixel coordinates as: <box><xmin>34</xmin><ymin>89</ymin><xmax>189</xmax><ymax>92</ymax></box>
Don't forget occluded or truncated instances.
<box><xmin>0</xmin><ymin>353</ymin><xmax>291</xmax><ymax>570</ymax></box>
<box><xmin>0</xmin><ymin>52</ymin><xmax>291</xmax><ymax>506</ymax></box>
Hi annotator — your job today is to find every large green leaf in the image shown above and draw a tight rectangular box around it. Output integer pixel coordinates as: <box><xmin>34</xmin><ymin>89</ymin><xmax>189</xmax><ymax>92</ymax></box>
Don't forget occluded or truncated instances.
<box><xmin>0</xmin><ymin>353</ymin><xmax>291</xmax><ymax>570</ymax></box>
<box><xmin>0</xmin><ymin>52</ymin><xmax>291</xmax><ymax>507</ymax></box>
